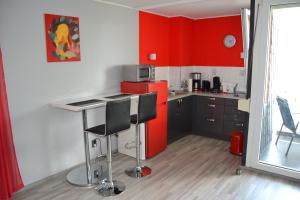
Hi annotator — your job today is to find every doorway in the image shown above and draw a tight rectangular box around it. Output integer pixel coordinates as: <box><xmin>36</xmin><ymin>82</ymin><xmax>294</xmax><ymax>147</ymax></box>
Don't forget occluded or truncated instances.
<box><xmin>246</xmin><ymin>0</ymin><xmax>300</xmax><ymax>179</ymax></box>
<box><xmin>259</xmin><ymin>4</ymin><xmax>300</xmax><ymax>172</ymax></box>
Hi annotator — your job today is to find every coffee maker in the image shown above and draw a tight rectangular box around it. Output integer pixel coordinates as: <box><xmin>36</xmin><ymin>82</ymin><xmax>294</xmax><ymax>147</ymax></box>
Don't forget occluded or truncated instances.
<box><xmin>191</xmin><ymin>73</ymin><xmax>201</xmax><ymax>91</ymax></box>
<box><xmin>212</xmin><ymin>76</ymin><xmax>221</xmax><ymax>93</ymax></box>
<box><xmin>202</xmin><ymin>80</ymin><xmax>211</xmax><ymax>92</ymax></box>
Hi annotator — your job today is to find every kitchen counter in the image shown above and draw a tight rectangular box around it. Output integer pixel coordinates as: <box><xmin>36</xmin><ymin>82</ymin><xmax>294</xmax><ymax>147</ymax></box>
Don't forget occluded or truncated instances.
<box><xmin>51</xmin><ymin>93</ymin><xmax>138</xmax><ymax>112</ymax></box>
<box><xmin>168</xmin><ymin>91</ymin><xmax>247</xmax><ymax>101</ymax></box>
<box><xmin>50</xmin><ymin>92</ymin><xmax>139</xmax><ymax>187</ymax></box>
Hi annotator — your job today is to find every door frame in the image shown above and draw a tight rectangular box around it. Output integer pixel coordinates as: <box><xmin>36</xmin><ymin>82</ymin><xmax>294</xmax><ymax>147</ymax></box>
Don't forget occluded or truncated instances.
<box><xmin>246</xmin><ymin>0</ymin><xmax>300</xmax><ymax>179</ymax></box>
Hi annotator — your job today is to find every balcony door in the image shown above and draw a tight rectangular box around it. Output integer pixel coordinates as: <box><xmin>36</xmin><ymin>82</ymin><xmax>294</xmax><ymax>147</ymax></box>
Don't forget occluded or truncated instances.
<box><xmin>246</xmin><ymin>0</ymin><xmax>300</xmax><ymax>179</ymax></box>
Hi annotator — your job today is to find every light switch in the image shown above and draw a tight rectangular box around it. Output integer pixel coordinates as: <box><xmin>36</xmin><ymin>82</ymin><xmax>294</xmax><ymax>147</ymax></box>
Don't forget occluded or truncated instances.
<box><xmin>240</xmin><ymin>52</ymin><xmax>244</xmax><ymax>59</ymax></box>
<box><xmin>148</xmin><ymin>53</ymin><xmax>156</xmax><ymax>61</ymax></box>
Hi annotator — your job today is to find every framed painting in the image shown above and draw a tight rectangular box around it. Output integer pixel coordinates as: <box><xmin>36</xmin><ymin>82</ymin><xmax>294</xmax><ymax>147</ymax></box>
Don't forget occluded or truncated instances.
<box><xmin>44</xmin><ymin>13</ymin><xmax>81</xmax><ymax>62</ymax></box>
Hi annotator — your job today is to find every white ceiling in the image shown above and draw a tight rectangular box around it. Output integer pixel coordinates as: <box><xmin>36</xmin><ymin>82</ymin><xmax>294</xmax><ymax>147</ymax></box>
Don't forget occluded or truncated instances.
<box><xmin>95</xmin><ymin>0</ymin><xmax>250</xmax><ymax>19</ymax></box>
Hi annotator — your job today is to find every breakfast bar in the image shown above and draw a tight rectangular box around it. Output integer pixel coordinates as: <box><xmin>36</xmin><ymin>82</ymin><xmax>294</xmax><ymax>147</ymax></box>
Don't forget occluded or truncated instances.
<box><xmin>51</xmin><ymin>94</ymin><xmax>138</xmax><ymax>187</ymax></box>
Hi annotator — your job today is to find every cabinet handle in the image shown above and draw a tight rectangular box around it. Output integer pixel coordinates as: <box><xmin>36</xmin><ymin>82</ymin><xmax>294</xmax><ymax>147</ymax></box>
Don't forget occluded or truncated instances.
<box><xmin>207</xmin><ymin>118</ymin><xmax>215</xmax><ymax>122</ymax></box>
<box><xmin>235</xmin><ymin>123</ymin><xmax>244</xmax><ymax>127</ymax></box>
<box><xmin>177</xmin><ymin>99</ymin><xmax>183</xmax><ymax>106</ymax></box>
<box><xmin>209</xmin><ymin>97</ymin><xmax>216</xmax><ymax>101</ymax></box>
<box><xmin>208</xmin><ymin>104</ymin><xmax>216</xmax><ymax>108</ymax></box>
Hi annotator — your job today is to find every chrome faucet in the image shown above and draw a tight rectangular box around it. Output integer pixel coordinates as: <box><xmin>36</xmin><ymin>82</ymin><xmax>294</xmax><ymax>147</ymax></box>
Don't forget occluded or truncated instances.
<box><xmin>233</xmin><ymin>84</ymin><xmax>239</xmax><ymax>97</ymax></box>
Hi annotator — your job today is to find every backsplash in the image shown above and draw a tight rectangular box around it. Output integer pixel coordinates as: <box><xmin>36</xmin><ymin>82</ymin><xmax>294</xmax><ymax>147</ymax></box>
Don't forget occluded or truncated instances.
<box><xmin>155</xmin><ymin>66</ymin><xmax>247</xmax><ymax>93</ymax></box>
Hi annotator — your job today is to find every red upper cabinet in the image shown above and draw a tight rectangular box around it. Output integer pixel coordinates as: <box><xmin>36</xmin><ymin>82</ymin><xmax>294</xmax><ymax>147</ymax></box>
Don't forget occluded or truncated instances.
<box><xmin>139</xmin><ymin>12</ymin><xmax>244</xmax><ymax>67</ymax></box>
<box><xmin>139</xmin><ymin>11</ymin><xmax>170</xmax><ymax>66</ymax></box>
<box><xmin>169</xmin><ymin>17</ymin><xmax>193</xmax><ymax>66</ymax></box>
<box><xmin>192</xmin><ymin>16</ymin><xmax>244</xmax><ymax>67</ymax></box>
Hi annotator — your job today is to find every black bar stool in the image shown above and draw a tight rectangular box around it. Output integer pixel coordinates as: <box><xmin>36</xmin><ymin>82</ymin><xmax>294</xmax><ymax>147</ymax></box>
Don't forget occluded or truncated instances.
<box><xmin>125</xmin><ymin>92</ymin><xmax>157</xmax><ymax>178</ymax></box>
<box><xmin>86</xmin><ymin>98</ymin><xmax>131</xmax><ymax>197</ymax></box>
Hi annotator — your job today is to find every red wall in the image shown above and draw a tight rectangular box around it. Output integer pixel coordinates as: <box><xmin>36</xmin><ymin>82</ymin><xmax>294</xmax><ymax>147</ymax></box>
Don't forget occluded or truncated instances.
<box><xmin>139</xmin><ymin>11</ymin><xmax>244</xmax><ymax>67</ymax></box>
<box><xmin>169</xmin><ymin>17</ymin><xmax>193</xmax><ymax>66</ymax></box>
<box><xmin>193</xmin><ymin>16</ymin><xmax>244</xmax><ymax>67</ymax></box>
<box><xmin>139</xmin><ymin>11</ymin><xmax>170</xmax><ymax>66</ymax></box>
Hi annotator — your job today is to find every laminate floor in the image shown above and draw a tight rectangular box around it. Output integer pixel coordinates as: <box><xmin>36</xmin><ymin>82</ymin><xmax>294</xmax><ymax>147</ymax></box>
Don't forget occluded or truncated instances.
<box><xmin>13</xmin><ymin>135</ymin><xmax>300</xmax><ymax>200</ymax></box>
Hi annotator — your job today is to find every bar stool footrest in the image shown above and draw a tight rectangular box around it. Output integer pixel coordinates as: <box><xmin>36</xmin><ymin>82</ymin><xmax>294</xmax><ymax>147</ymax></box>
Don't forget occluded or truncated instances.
<box><xmin>95</xmin><ymin>179</ymin><xmax>126</xmax><ymax>197</ymax></box>
<box><xmin>125</xmin><ymin>166</ymin><xmax>152</xmax><ymax>178</ymax></box>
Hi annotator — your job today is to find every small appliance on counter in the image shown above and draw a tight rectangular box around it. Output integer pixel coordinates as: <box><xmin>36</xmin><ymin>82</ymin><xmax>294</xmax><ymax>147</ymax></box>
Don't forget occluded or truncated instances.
<box><xmin>187</xmin><ymin>79</ymin><xmax>193</xmax><ymax>92</ymax></box>
<box><xmin>191</xmin><ymin>73</ymin><xmax>201</xmax><ymax>91</ymax></box>
<box><xmin>212</xmin><ymin>76</ymin><xmax>221</xmax><ymax>93</ymax></box>
<box><xmin>202</xmin><ymin>80</ymin><xmax>211</xmax><ymax>92</ymax></box>
<box><xmin>123</xmin><ymin>64</ymin><xmax>155</xmax><ymax>82</ymax></box>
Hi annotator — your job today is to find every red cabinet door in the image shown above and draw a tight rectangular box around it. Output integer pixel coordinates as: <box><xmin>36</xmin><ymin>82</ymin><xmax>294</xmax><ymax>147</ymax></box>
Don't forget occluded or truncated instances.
<box><xmin>146</xmin><ymin>103</ymin><xmax>167</xmax><ymax>158</ymax></box>
<box><xmin>147</xmin><ymin>81</ymin><xmax>168</xmax><ymax>104</ymax></box>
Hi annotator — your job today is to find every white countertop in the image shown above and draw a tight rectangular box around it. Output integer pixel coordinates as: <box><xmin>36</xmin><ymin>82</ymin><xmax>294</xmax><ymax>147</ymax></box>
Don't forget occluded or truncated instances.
<box><xmin>51</xmin><ymin>91</ymin><xmax>246</xmax><ymax>112</ymax></box>
<box><xmin>168</xmin><ymin>91</ymin><xmax>247</xmax><ymax>101</ymax></box>
<box><xmin>51</xmin><ymin>93</ymin><xmax>139</xmax><ymax>112</ymax></box>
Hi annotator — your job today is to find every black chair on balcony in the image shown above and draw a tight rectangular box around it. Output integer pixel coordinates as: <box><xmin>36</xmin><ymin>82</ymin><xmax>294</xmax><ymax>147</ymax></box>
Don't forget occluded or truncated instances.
<box><xmin>276</xmin><ymin>96</ymin><xmax>300</xmax><ymax>156</ymax></box>
<box><xmin>85</xmin><ymin>98</ymin><xmax>131</xmax><ymax>197</ymax></box>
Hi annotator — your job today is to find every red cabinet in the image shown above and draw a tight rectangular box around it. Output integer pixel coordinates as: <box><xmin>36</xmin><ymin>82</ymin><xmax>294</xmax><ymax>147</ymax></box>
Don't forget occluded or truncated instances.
<box><xmin>121</xmin><ymin>81</ymin><xmax>168</xmax><ymax>158</ymax></box>
<box><xmin>146</xmin><ymin>103</ymin><xmax>167</xmax><ymax>158</ymax></box>
<box><xmin>169</xmin><ymin>17</ymin><xmax>193</xmax><ymax>66</ymax></box>
<box><xmin>139</xmin><ymin>11</ymin><xmax>244</xmax><ymax>67</ymax></box>
<box><xmin>192</xmin><ymin>16</ymin><xmax>244</xmax><ymax>67</ymax></box>
<box><xmin>139</xmin><ymin>11</ymin><xmax>170</xmax><ymax>66</ymax></box>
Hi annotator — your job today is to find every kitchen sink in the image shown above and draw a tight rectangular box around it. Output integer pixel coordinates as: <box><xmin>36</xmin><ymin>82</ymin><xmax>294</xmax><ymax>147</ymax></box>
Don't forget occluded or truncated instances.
<box><xmin>168</xmin><ymin>90</ymin><xmax>188</xmax><ymax>96</ymax></box>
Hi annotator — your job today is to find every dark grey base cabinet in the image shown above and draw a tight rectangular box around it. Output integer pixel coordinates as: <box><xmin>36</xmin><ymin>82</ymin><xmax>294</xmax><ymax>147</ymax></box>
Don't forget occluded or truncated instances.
<box><xmin>192</xmin><ymin>96</ymin><xmax>247</xmax><ymax>141</ymax></box>
<box><xmin>168</xmin><ymin>95</ymin><xmax>247</xmax><ymax>143</ymax></box>
<box><xmin>192</xmin><ymin>96</ymin><xmax>225</xmax><ymax>140</ymax></box>
<box><xmin>167</xmin><ymin>96</ymin><xmax>192</xmax><ymax>144</ymax></box>
<box><xmin>223</xmin><ymin>100</ymin><xmax>246</xmax><ymax>140</ymax></box>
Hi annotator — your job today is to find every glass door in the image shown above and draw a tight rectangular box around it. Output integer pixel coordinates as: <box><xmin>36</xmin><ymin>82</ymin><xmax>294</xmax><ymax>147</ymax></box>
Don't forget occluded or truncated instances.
<box><xmin>246</xmin><ymin>0</ymin><xmax>300</xmax><ymax>179</ymax></box>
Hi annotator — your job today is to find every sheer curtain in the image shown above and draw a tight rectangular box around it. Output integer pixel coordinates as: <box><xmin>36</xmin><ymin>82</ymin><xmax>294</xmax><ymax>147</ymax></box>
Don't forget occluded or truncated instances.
<box><xmin>0</xmin><ymin>48</ymin><xmax>23</xmax><ymax>199</ymax></box>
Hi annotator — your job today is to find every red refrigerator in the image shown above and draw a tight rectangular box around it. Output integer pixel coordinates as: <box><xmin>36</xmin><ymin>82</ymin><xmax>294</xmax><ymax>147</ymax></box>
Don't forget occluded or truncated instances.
<box><xmin>121</xmin><ymin>80</ymin><xmax>168</xmax><ymax>158</ymax></box>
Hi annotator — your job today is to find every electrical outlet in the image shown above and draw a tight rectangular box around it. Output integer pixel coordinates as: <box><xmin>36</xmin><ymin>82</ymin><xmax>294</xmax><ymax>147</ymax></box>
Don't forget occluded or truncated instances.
<box><xmin>91</xmin><ymin>139</ymin><xmax>97</xmax><ymax>148</ymax></box>
<box><xmin>212</xmin><ymin>69</ymin><xmax>217</xmax><ymax>76</ymax></box>
<box><xmin>239</xmin><ymin>69</ymin><xmax>246</xmax><ymax>77</ymax></box>
<box><xmin>94</xmin><ymin>170</ymin><xmax>99</xmax><ymax>178</ymax></box>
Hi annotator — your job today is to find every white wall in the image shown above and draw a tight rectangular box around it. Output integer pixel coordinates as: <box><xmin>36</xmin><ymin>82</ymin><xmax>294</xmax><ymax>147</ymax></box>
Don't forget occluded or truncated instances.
<box><xmin>0</xmin><ymin>0</ymin><xmax>138</xmax><ymax>185</ymax></box>
<box><xmin>155</xmin><ymin>66</ymin><xmax>247</xmax><ymax>92</ymax></box>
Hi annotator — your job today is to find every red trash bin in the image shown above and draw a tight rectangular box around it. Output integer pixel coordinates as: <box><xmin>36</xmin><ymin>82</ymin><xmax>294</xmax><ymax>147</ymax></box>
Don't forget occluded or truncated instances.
<box><xmin>230</xmin><ymin>131</ymin><xmax>243</xmax><ymax>156</ymax></box>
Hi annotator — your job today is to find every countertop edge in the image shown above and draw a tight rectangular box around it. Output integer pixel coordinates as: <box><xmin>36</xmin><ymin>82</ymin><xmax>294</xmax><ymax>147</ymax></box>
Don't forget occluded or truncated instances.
<box><xmin>51</xmin><ymin>94</ymin><xmax>139</xmax><ymax>112</ymax></box>
<box><xmin>168</xmin><ymin>92</ymin><xmax>247</xmax><ymax>101</ymax></box>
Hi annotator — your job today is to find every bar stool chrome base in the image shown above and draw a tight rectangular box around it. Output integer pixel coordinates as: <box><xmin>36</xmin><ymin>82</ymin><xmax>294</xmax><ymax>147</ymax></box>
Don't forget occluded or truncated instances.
<box><xmin>125</xmin><ymin>166</ymin><xmax>151</xmax><ymax>178</ymax></box>
<box><xmin>67</xmin><ymin>160</ymin><xmax>107</xmax><ymax>187</ymax></box>
<box><xmin>95</xmin><ymin>179</ymin><xmax>126</xmax><ymax>197</ymax></box>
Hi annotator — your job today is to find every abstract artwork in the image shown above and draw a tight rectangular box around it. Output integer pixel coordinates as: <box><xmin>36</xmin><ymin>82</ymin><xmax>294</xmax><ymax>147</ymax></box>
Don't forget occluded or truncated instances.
<box><xmin>44</xmin><ymin>14</ymin><xmax>81</xmax><ymax>62</ymax></box>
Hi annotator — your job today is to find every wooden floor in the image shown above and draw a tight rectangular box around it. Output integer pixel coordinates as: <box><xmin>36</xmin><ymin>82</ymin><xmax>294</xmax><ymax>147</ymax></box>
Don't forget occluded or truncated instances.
<box><xmin>13</xmin><ymin>135</ymin><xmax>300</xmax><ymax>200</ymax></box>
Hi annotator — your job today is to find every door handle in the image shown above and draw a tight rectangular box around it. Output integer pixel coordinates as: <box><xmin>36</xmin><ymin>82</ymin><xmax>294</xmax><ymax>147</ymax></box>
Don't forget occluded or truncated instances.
<box><xmin>206</xmin><ymin>118</ymin><xmax>215</xmax><ymax>122</ymax></box>
<box><xmin>208</xmin><ymin>104</ymin><xmax>216</xmax><ymax>108</ymax></box>
<box><xmin>177</xmin><ymin>99</ymin><xmax>183</xmax><ymax>104</ymax></box>
<box><xmin>235</xmin><ymin>123</ymin><xmax>244</xmax><ymax>127</ymax></box>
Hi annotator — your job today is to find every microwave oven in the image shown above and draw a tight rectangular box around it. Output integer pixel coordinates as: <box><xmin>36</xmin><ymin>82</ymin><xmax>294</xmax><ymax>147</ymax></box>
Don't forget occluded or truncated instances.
<box><xmin>123</xmin><ymin>64</ymin><xmax>155</xmax><ymax>82</ymax></box>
